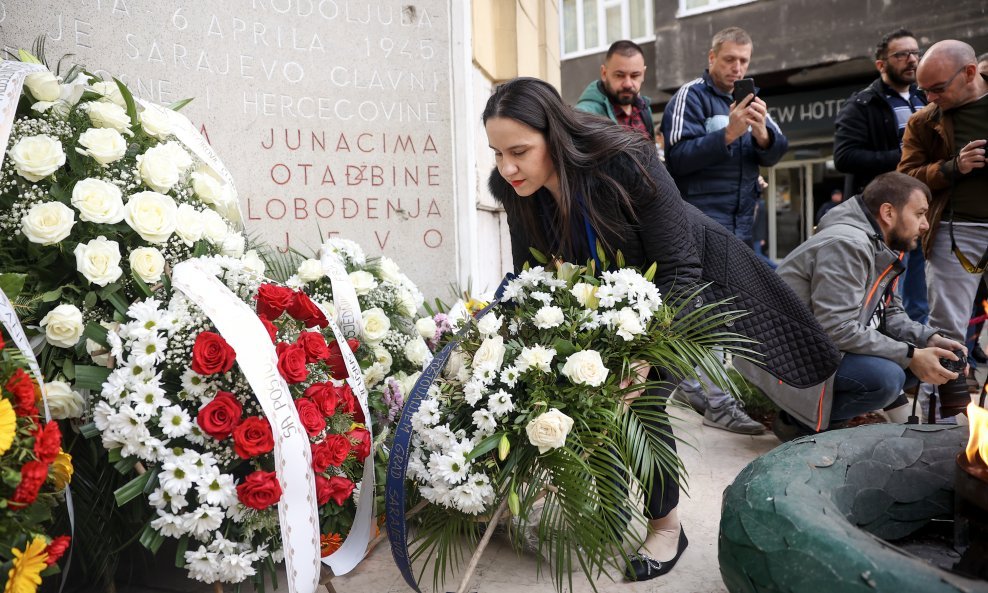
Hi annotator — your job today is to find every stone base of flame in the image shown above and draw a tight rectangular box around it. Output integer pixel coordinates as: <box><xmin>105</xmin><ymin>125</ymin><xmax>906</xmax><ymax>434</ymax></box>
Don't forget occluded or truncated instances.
<box><xmin>719</xmin><ymin>424</ymin><xmax>988</xmax><ymax>593</ymax></box>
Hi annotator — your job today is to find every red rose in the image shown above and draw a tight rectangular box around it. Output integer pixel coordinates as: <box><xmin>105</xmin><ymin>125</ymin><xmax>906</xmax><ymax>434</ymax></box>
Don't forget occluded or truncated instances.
<box><xmin>9</xmin><ymin>460</ymin><xmax>49</xmax><ymax>509</ymax></box>
<box><xmin>5</xmin><ymin>368</ymin><xmax>38</xmax><ymax>417</ymax></box>
<box><xmin>287</xmin><ymin>291</ymin><xmax>328</xmax><ymax>328</ymax></box>
<box><xmin>191</xmin><ymin>332</ymin><xmax>237</xmax><ymax>376</ymax></box>
<box><xmin>277</xmin><ymin>342</ymin><xmax>309</xmax><ymax>384</ymax></box>
<box><xmin>304</xmin><ymin>382</ymin><xmax>340</xmax><ymax>417</ymax></box>
<box><xmin>260</xmin><ymin>316</ymin><xmax>278</xmax><ymax>343</ymax></box>
<box><xmin>256</xmin><ymin>284</ymin><xmax>296</xmax><ymax>320</ymax></box>
<box><xmin>311</xmin><ymin>438</ymin><xmax>349</xmax><ymax>473</ymax></box>
<box><xmin>295</xmin><ymin>398</ymin><xmax>326</xmax><ymax>437</ymax></box>
<box><xmin>315</xmin><ymin>475</ymin><xmax>333</xmax><ymax>505</ymax></box>
<box><xmin>347</xmin><ymin>427</ymin><xmax>372</xmax><ymax>462</ymax></box>
<box><xmin>196</xmin><ymin>391</ymin><xmax>243</xmax><ymax>440</ymax></box>
<box><xmin>232</xmin><ymin>416</ymin><xmax>274</xmax><ymax>459</ymax></box>
<box><xmin>236</xmin><ymin>470</ymin><xmax>282</xmax><ymax>510</ymax></box>
<box><xmin>325</xmin><ymin>475</ymin><xmax>355</xmax><ymax>506</ymax></box>
<box><xmin>325</xmin><ymin>338</ymin><xmax>360</xmax><ymax>380</ymax></box>
<box><xmin>45</xmin><ymin>535</ymin><xmax>71</xmax><ymax>566</ymax></box>
<box><xmin>297</xmin><ymin>331</ymin><xmax>330</xmax><ymax>363</ymax></box>
<box><xmin>33</xmin><ymin>421</ymin><xmax>61</xmax><ymax>464</ymax></box>
<box><xmin>337</xmin><ymin>383</ymin><xmax>357</xmax><ymax>415</ymax></box>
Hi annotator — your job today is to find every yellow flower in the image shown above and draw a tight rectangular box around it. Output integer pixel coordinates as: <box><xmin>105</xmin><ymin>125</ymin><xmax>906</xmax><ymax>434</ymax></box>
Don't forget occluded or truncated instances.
<box><xmin>0</xmin><ymin>399</ymin><xmax>15</xmax><ymax>456</ymax></box>
<box><xmin>4</xmin><ymin>536</ymin><xmax>48</xmax><ymax>593</ymax></box>
<box><xmin>464</xmin><ymin>297</ymin><xmax>488</xmax><ymax>315</ymax></box>
<box><xmin>51</xmin><ymin>450</ymin><xmax>73</xmax><ymax>490</ymax></box>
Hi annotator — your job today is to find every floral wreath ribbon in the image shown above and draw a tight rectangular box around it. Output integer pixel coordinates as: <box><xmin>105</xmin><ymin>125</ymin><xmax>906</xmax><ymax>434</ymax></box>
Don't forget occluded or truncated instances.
<box><xmin>0</xmin><ymin>60</ymin><xmax>77</xmax><ymax>592</ymax></box>
<box><xmin>316</xmin><ymin>248</ymin><xmax>374</xmax><ymax>575</ymax></box>
<box><xmin>385</xmin><ymin>274</ymin><xmax>513</xmax><ymax>592</ymax></box>
<box><xmin>172</xmin><ymin>260</ymin><xmax>320</xmax><ymax>593</ymax></box>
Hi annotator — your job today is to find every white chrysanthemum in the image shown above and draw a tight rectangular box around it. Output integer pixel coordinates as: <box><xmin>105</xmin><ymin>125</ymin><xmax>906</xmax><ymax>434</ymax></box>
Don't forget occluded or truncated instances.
<box><xmin>149</xmin><ymin>487</ymin><xmax>188</xmax><ymax>513</ymax></box>
<box><xmin>471</xmin><ymin>408</ymin><xmax>497</xmax><ymax>435</ymax></box>
<box><xmin>216</xmin><ymin>551</ymin><xmax>257</xmax><ymax>584</ymax></box>
<box><xmin>151</xmin><ymin>511</ymin><xmax>190</xmax><ymax>538</ymax></box>
<box><xmin>184</xmin><ymin>505</ymin><xmax>225</xmax><ymax>539</ymax></box>
<box><xmin>131</xmin><ymin>332</ymin><xmax>168</xmax><ymax>368</ymax></box>
<box><xmin>428</xmin><ymin>452</ymin><xmax>470</xmax><ymax>486</ymax></box>
<box><xmin>532</xmin><ymin>305</ymin><xmax>565</xmax><ymax>329</ymax></box>
<box><xmin>363</xmin><ymin>362</ymin><xmax>387</xmax><ymax>388</ymax></box>
<box><xmin>463</xmin><ymin>380</ymin><xmax>485</xmax><ymax>407</ymax></box>
<box><xmin>488</xmin><ymin>390</ymin><xmax>515</xmax><ymax>417</ymax></box>
<box><xmin>419</xmin><ymin>481</ymin><xmax>454</xmax><ymax>507</ymax></box>
<box><xmin>197</xmin><ymin>471</ymin><xmax>238</xmax><ymax>508</ymax></box>
<box><xmin>411</xmin><ymin>397</ymin><xmax>441</xmax><ymax>432</ymax></box>
<box><xmin>499</xmin><ymin>365</ymin><xmax>521</xmax><ymax>388</ymax></box>
<box><xmin>453</xmin><ymin>473</ymin><xmax>494</xmax><ymax>515</ymax></box>
<box><xmin>185</xmin><ymin>546</ymin><xmax>220</xmax><ymax>583</ymax></box>
<box><xmin>516</xmin><ymin>345</ymin><xmax>556</xmax><ymax>373</ymax></box>
<box><xmin>322</xmin><ymin>237</ymin><xmax>366</xmax><ymax>266</ymax></box>
<box><xmin>476</xmin><ymin>313</ymin><xmax>502</xmax><ymax>336</ymax></box>
<box><xmin>130</xmin><ymin>380</ymin><xmax>168</xmax><ymax>416</ymax></box>
<box><xmin>159</xmin><ymin>405</ymin><xmax>193</xmax><ymax>438</ymax></box>
<box><xmin>181</xmin><ymin>369</ymin><xmax>210</xmax><ymax>397</ymax></box>
<box><xmin>160</xmin><ymin>459</ymin><xmax>195</xmax><ymax>496</ymax></box>
<box><xmin>404</xmin><ymin>337</ymin><xmax>431</xmax><ymax>367</ymax></box>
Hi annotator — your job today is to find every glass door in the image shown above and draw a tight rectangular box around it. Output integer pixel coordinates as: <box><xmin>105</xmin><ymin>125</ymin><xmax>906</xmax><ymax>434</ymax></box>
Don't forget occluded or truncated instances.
<box><xmin>766</xmin><ymin>162</ymin><xmax>813</xmax><ymax>260</ymax></box>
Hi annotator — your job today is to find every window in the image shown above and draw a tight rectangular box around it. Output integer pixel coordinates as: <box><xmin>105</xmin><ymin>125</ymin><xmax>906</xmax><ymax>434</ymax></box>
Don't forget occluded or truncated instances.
<box><xmin>677</xmin><ymin>0</ymin><xmax>757</xmax><ymax>18</ymax></box>
<box><xmin>561</xmin><ymin>0</ymin><xmax>654</xmax><ymax>59</ymax></box>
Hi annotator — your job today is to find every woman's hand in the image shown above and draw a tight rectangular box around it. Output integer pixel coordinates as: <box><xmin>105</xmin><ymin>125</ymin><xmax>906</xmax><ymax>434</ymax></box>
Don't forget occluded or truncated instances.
<box><xmin>621</xmin><ymin>359</ymin><xmax>651</xmax><ymax>411</ymax></box>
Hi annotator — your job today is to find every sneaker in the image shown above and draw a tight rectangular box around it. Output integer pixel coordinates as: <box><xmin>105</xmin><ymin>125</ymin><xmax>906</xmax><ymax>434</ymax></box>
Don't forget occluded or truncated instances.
<box><xmin>671</xmin><ymin>386</ymin><xmax>708</xmax><ymax>414</ymax></box>
<box><xmin>771</xmin><ymin>411</ymin><xmax>812</xmax><ymax>442</ymax></box>
<box><xmin>703</xmin><ymin>399</ymin><xmax>765</xmax><ymax>435</ymax></box>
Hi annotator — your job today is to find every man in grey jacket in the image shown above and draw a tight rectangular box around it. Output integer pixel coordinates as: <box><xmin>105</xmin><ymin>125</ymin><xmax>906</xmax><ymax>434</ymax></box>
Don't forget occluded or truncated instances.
<box><xmin>739</xmin><ymin>172</ymin><xmax>964</xmax><ymax>440</ymax></box>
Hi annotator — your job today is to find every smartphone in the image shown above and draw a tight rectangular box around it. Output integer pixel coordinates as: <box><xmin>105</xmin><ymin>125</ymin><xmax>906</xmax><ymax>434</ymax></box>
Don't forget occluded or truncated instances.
<box><xmin>732</xmin><ymin>78</ymin><xmax>756</xmax><ymax>104</ymax></box>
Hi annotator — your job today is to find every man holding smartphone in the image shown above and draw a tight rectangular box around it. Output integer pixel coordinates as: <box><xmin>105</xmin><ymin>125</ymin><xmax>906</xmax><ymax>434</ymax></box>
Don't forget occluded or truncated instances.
<box><xmin>661</xmin><ymin>27</ymin><xmax>787</xmax><ymax>435</ymax></box>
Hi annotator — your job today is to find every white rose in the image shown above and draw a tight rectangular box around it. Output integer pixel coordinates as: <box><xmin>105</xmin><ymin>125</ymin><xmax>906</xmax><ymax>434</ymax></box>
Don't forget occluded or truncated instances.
<box><xmin>473</xmin><ymin>336</ymin><xmax>505</xmax><ymax>371</ymax></box>
<box><xmin>200</xmin><ymin>209</ymin><xmax>228</xmax><ymax>243</ymax></box>
<box><xmin>349</xmin><ymin>270</ymin><xmax>378</xmax><ymax>296</ymax></box>
<box><xmin>160</xmin><ymin>141</ymin><xmax>193</xmax><ymax>171</ymax></box>
<box><xmin>9</xmin><ymin>134</ymin><xmax>66</xmax><ymax>181</ymax></box>
<box><xmin>361</xmin><ymin>308</ymin><xmax>391</xmax><ymax>342</ymax></box>
<box><xmin>397</xmin><ymin>287</ymin><xmax>418</xmax><ymax>316</ymax></box>
<box><xmin>191</xmin><ymin>171</ymin><xmax>224</xmax><ymax>205</ymax></box>
<box><xmin>129</xmin><ymin>246</ymin><xmax>166</xmax><ymax>283</ymax></box>
<box><xmin>378</xmin><ymin>256</ymin><xmax>403</xmax><ymax>283</ymax></box>
<box><xmin>219</xmin><ymin>232</ymin><xmax>245</xmax><ymax>258</ymax></box>
<box><xmin>516</xmin><ymin>345</ymin><xmax>556</xmax><ymax>373</ymax></box>
<box><xmin>404</xmin><ymin>337</ymin><xmax>431</xmax><ymax>367</ymax></box>
<box><xmin>242</xmin><ymin>250</ymin><xmax>266</xmax><ymax>275</ymax></box>
<box><xmin>44</xmin><ymin>380</ymin><xmax>86</xmax><ymax>419</ymax></box>
<box><xmin>525</xmin><ymin>408</ymin><xmax>574</xmax><ymax>454</ymax></box>
<box><xmin>25</xmin><ymin>71</ymin><xmax>60</xmax><ymax>102</ymax></box>
<box><xmin>570</xmin><ymin>283</ymin><xmax>599</xmax><ymax>308</ymax></box>
<box><xmin>442</xmin><ymin>350</ymin><xmax>471</xmax><ymax>382</ymax></box>
<box><xmin>84</xmin><ymin>101</ymin><xmax>131</xmax><ymax>133</ymax></box>
<box><xmin>477</xmin><ymin>313</ymin><xmax>502</xmax><ymax>336</ymax></box>
<box><xmin>372</xmin><ymin>346</ymin><xmax>393</xmax><ymax>374</ymax></box>
<box><xmin>137</xmin><ymin>144</ymin><xmax>183</xmax><ymax>193</ymax></box>
<box><xmin>90</xmin><ymin>80</ymin><xmax>127</xmax><ymax>108</ymax></box>
<box><xmin>297</xmin><ymin>259</ymin><xmax>324</xmax><ymax>283</ymax></box>
<box><xmin>415</xmin><ymin>317</ymin><xmax>437</xmax><ymax>340</ymax></box>
<box><xmin>124</xmin><ymin>191</ymin><xmax>177</xmax><ymax>243</ymax></box>
<box><xmin>533</xmin><ymin>305</ymin><xmax>565</xmax><ymax>329</ymax></box>
<box><xmin>71</xmin><ymin>178</ymin><xmax>124</xmax><ymax>223</ymax></box>
<box><xmin>614</xmin><ymin>307</ymin><xmax>645</xmax><ymax>341</ymax></box>
<box><xmin>139</xmin><ymin>106</ymin><xmax>172</xmax><ymax>137</ymax></box>
<box><xmin>76</xmin><ymin>127</ymin><xmax>127</xmax><ymax>166</ymax></box>
<box><xmin>561</xmin><ymin>350</ymin><xmax>609</xmax><ymax>387</ymax></box>
<box><xmin>74</xmin><ymin>236</ymin><xmax>123</xmax><ymax>286</ymax></box>
<box><xmin>21</xmin><ymin>202</ymin><xmax>75</xmax><ymax>245</ymax></box>
<box><xmin>174</xmin><ymin>203</ymin><xmax>204</xmax><ymax>244</ymax></box>
<box><xmin>40</xmin><ymin>304</ymin><xmax>84</xmax><ymax>348</ymax></box>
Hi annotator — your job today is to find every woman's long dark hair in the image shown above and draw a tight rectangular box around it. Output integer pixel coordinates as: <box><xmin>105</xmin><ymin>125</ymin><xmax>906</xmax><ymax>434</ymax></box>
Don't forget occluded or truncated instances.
<box><xmin>482</xmin><ymin>76</ymin><xmax>656</xmax><ymax>261</ymax></box>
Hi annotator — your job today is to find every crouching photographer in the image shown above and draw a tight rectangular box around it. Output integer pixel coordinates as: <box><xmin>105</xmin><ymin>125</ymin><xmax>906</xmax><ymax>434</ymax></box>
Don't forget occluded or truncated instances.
<box><xmin>735</xmin><ymin>172</ymin><xmax>965</xmax><ymax>441</ymax></box>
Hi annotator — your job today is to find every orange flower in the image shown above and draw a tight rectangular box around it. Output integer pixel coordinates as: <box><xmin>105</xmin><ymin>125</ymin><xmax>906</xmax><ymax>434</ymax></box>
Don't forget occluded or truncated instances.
<box><xmin>320</xmin><ymin>533</ymin><xmax>342</xmax><ymax>557</ymax></box>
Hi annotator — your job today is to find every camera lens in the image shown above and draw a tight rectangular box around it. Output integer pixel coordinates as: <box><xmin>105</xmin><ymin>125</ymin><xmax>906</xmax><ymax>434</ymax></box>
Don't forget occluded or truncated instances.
<box><xmin>938</xmin><ymin>376</ymin><xmax>970</xmax><ymax>418</ymax></box>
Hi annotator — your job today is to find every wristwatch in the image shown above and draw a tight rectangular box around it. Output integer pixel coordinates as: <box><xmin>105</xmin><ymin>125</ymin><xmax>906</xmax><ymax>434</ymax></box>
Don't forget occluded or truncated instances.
<box><xmin>906</xmin><ymin>343</ymin><xmax>915</xmax><ymax>359</ymax></box>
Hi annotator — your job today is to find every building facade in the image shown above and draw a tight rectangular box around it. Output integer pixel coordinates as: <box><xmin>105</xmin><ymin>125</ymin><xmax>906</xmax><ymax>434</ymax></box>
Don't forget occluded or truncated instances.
<box><xmin>560</xmin><ymin>0</ymin><xmax>988</xmax><ymax>259</ymax></box>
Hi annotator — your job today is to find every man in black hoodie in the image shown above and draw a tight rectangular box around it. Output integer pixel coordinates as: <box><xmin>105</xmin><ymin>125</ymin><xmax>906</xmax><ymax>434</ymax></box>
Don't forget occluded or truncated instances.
<box><xmin>834</xmin><ymin>29</ymin><xmax>928</xmax><ymax>324</ymax></box>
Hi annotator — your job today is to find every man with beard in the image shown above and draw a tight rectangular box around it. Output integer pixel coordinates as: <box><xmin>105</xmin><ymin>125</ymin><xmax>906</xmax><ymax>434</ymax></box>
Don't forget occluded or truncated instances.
<box><xmin>899</xmin><ymin>40</ymin><xmax>988</xmax><ymax>421</ymax></box>
<box><xmin>575</xmin><ymin>40</ymin><xmax>655</xmax><ymax>141</ymax></box>
<box><xmin>762</xmin><ymin>172</ymin><xmax>964</xmax><ymax>441</ymax></box>
<box><xmin>835</xmin><ymin>29</ymin><xmax>929</xmax><ymax>324</ymax></box>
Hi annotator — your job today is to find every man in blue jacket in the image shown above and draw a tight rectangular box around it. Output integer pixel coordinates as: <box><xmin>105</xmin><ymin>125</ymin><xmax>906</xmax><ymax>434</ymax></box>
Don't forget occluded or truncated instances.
<box><xmin>661</xmin><ymin>27</ymin><xmax>788</xmax><ymax>247</ymax></box>
<box><xmin>663</xmin><ymin>27</ymin><xmax>787</xmax><ymax>434</ymax></box>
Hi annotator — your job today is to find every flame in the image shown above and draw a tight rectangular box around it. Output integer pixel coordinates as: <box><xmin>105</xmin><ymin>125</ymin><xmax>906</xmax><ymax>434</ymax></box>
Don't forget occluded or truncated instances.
<box><xmin>983</xmin><ymin>299</ymin><xmax>988</xmax><ymax>318</ymax></box>
<box><xmin>967</xmin><ymin>403</ymin><xmax>988</xmax><ymax>465</ymax></box>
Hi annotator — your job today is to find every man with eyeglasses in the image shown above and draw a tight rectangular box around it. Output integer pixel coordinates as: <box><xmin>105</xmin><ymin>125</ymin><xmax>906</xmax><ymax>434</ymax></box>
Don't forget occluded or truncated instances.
<box><xmin>898</xmin><ymin>39</ymin><xmax>988</xmax><ymax>420</ymax></box>
<box><xmin>834</xmin><ymin>30</ymin><xmax>928</xmax><ymax>331</ymax></box>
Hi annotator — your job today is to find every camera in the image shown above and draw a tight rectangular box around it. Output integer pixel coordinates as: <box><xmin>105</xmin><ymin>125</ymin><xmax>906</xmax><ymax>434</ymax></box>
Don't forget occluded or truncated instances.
<box><xmin>937</xmin><ymin>349</ymin><xmax>969</xmax><ymax>418</ymax></box>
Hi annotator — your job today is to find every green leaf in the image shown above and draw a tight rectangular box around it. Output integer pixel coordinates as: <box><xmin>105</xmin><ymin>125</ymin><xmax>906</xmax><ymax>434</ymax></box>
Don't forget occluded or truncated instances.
<box><xmin>113</xmin><ymin>455</ymin><xmax>139</xmax><ymax>475</ymax></box>
<box><xmin>131</xmin><ymin>271</ymin><xmax>153</xmax><ymax>298</ymax></box>
<box><xmin>17</xmin><ymin>49</ymin><xmax>42</xmax><ymax>64</ymax></box>
<box><xmin>175</xmin><ymin>535</ymin><xmax>189</xmax><ymax>567</ymax></box>
<box><xmin>113</xmin><ymin>77</ymin><xmax>140</xmax><ymax>128</ymax></box>
<box><xmin>41</xmin><ymin>288</ymin><xmax>64</xmax><ymax>302</ymax></box>
<box><xmin>139</xmin><ymin>522</ymin><xmax>165</xmax><ymax>553</ymax></box>
<box><xmin>466</xmin><ymin>432</ymin><xmax>502</xmax><ymax>462</ymax></box>
<box><xmin>74</xmin><ymin>364</ymin><xmax>111</xmax><ymax>390</ymax></box>
<box><xmin>83</xmin><ymin>291</ymin><xmax>98</xmax><ymax>310</ymax></box>
<box><xmin>79</xmin><ymin>422</ymin><xmax>100</xmax><ymax>439</ymax></box>
<box><xmin>192</xmin><ymin>240</ymin><xmax>209</xmax><ymax>257</ymax></box>
<box><xmin>552</xmin><ymin>338</ymin><xmax>577</xmax><ymax>358</ymax></box>
<box><xmin>528</xmin><ymin>247</ymin><xmax>549</xmax><ymax>264</ymax></box>
<box><xmin>83</xmin><ymin>322</ymin><xmax>109</xmax><ymax>347</ymax></box>
<box><xmin>0</xmin><ymin>273</ymin><xmax>27</xmax><ymax>300</ymax></box>
<box><xmin>104</xmin><ymin>291</ymin><xmax>130</xmax><ymax>316</ymax></box>
<box><xmin>113</xmin><ymin>471</ymin><xmax>153</xmax><ymax>506</ymax></box>
<box><xmin>168</xmin><ymin>97</ymin><xmax>194</xmax><ymax>111</ymax></box>
<box><xmin>62</xmin><ymin>357</ymin><xmax>75</xmax><ymax>381</ymax></box>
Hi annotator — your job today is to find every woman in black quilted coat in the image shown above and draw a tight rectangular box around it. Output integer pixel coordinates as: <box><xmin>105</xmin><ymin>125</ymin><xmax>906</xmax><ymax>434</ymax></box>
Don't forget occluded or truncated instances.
<box><xmin>483</xmin><ymin>77</ymin><xmax>839</xmax><ymax>582</ymax></box>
